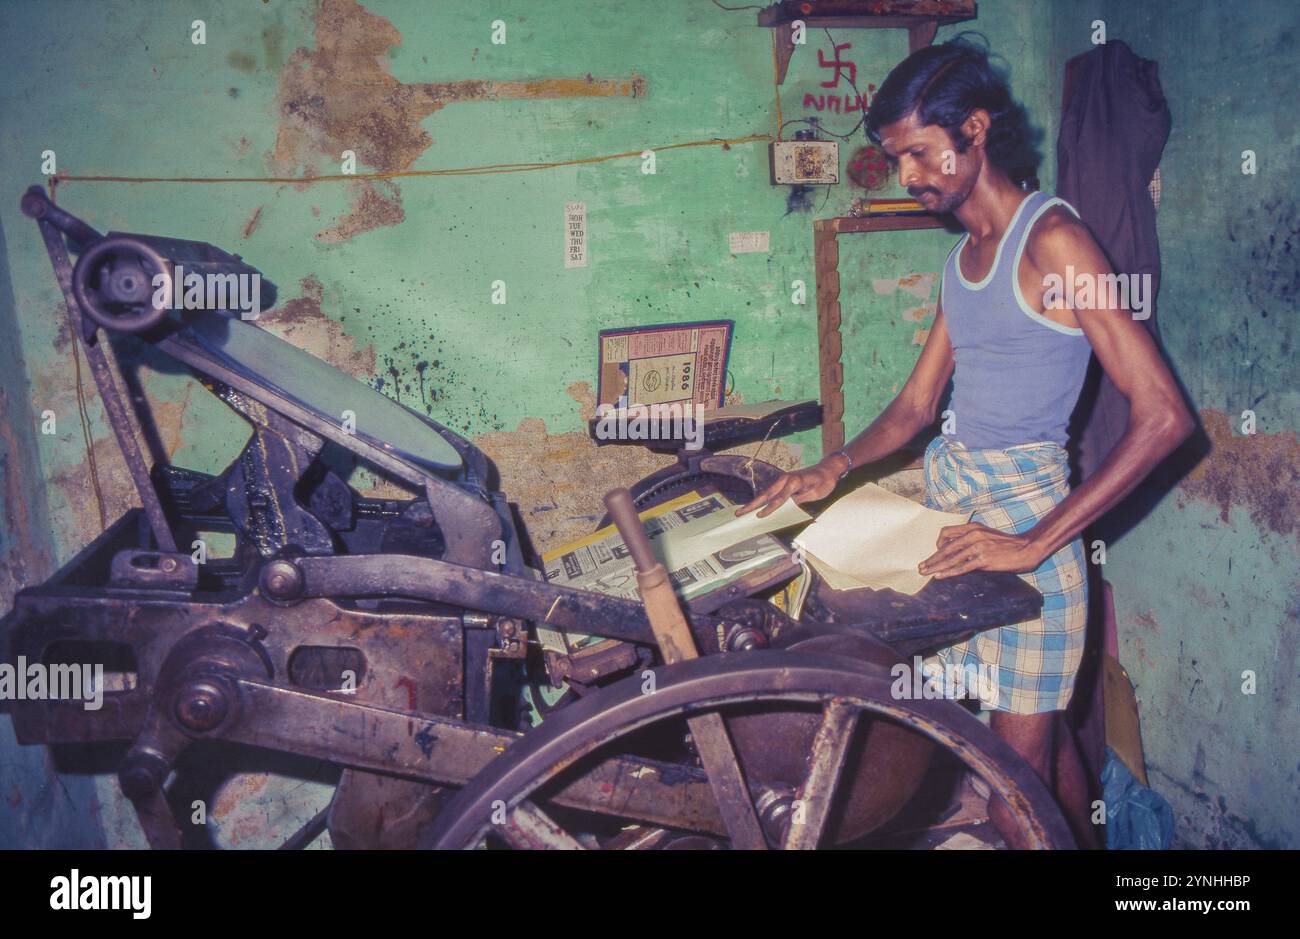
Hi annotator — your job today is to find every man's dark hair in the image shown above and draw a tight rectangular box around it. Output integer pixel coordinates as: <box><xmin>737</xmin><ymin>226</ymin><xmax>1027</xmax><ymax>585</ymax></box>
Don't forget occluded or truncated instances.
<box><xmin>865</xmin><ymin>37</ymin><xmax>1028</xmax><ymax>169</ymax></box>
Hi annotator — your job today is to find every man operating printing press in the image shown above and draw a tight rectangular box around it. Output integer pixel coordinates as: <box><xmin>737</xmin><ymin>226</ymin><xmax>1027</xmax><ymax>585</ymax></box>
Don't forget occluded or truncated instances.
<box><xmin>739</xmin><ymin>39</ymin><xmax>1193</xmax><ymax>849</ymax></box>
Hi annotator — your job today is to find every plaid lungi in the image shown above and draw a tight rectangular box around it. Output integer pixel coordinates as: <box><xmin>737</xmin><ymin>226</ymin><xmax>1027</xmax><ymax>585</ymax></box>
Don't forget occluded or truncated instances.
<box><xmin>922</xmin><ymin>435</ymin><xmax>1088</xmax><ymax>714</ymax></box>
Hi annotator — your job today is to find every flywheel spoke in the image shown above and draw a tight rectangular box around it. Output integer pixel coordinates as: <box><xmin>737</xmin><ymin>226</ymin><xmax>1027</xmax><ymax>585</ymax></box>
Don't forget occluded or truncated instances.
<box><xmin>783</xmin><ymin>697</ymin><xmax>861</xmax><ymax>849</ymax></box>
<box><xmin>500</xmin><ymin>801</ymin><xmax>587</xmax><ymax>850</ymax></box>
<box><xmin>129</xmin><ymin>789</ymin><xmax>183</xmax><ymax>850</ymax></box>
<box><xmin>685</xmin><ymin>711</ymin><xmax>768</xmax><ymax>850</ymax></box>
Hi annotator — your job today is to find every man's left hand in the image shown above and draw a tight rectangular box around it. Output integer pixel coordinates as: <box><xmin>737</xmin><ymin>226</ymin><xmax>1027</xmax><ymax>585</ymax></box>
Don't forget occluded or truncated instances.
<box><xmin>918</xmin><ymin>523</ymin><xmax>1047</xmax><ymax>579</ymax></box>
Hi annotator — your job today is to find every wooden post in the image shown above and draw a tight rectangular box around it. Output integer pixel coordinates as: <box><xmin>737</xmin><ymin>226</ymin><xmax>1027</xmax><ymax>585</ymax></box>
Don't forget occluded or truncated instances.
<box><xmin>814</xmin><ymin>221</ymin><xmax>845</xmax><ymax>455</ymax></box>
<box><xmin>812</xmin><ymin>214</ymin><xmax>946</xmax><ymax>458</ymax></box>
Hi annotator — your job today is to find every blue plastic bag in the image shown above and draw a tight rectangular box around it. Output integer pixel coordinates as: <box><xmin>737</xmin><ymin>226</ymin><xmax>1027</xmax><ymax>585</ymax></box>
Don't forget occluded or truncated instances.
<box><xmin>1101</xmin><ymin>746</ymin><xmax>1175</xmax><ymax>849</ymax></box>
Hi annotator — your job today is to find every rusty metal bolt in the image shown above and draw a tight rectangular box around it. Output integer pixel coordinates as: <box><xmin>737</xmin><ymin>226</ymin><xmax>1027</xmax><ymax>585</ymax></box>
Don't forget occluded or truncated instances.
<box><xmin>118</xmin><ymin>751</ymin><xmax>169</xmax><ymax>801</ymax></box>
<box><xmin>756</xmin><ymin>787</ymin><xmax>796</xmax><ymax>846</ymax></box>
<box><xmin>174</xmin><ymin>679</ymin><xmax>230</xmax><ymax>733</ymax></box>
<box><xmin>260</xmin><ymin>559</ymin><xmax>303</xmax><ymax>600</ymax></box>
<box><xmin>725</xmin><ymin>626</ymin><xmax>766</xmax><ymax>652</ymax></box>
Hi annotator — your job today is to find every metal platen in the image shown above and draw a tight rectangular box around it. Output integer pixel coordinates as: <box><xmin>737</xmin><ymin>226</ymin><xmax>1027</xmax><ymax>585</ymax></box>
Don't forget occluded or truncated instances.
<box><xmin>184</xmin><ymin>309</ymin><xmax>462</xmax><ymax>472</ymax></box>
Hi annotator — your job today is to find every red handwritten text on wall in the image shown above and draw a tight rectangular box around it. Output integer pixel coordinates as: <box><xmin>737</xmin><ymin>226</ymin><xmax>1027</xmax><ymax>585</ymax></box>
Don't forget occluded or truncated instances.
<box><xmin>805</xmin><ymin>41</ymin><xmax>875</xmax><ymax>114</ymax></box>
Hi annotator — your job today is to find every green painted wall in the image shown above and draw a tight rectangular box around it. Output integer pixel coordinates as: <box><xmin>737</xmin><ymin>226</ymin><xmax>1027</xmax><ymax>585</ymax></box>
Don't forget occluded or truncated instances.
<box><xmin>1049</xmin><ymin>0</ymin><xmax>1299</xmax><ymax>848</ymax></box>
<box><xmin>0</xmin><ymin>0</ymin><xmax>1293</xmax><ymax>847</ymax></box>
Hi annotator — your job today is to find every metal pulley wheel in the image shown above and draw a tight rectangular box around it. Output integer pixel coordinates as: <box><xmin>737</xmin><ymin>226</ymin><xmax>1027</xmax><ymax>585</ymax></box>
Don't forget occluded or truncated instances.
<box><xmin>71</xmin><ymin>235</ymin><xmax>174</xmax><ymax>332</ymax></box>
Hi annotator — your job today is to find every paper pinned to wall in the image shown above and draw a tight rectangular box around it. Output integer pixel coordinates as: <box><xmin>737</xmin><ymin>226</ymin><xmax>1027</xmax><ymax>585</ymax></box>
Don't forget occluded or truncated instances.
<box><xmin>728</xmin><ymin>231</ymin><xmax>770</xmax><ymax>254</ymax></box>
<box><xmin>565</xmin><ymin>201</ymin><xmax>587</xmax><ymax>268</ymax></box>
<box><xmin>793</xmin><ymin>482</ymin><xmax>971</xmax><ymax>595</ymax></box>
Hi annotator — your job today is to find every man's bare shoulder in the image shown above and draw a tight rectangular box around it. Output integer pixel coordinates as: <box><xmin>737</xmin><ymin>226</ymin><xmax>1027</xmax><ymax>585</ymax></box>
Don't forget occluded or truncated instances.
<box><xmin>1025</xmin><ymin>205</ymin><xmax>1099</xmax><ymax>268</ymax></box>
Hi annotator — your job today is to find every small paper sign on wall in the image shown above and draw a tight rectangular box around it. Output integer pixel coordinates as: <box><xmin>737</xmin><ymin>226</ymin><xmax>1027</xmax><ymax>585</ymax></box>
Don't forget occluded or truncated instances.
<box><xmin>565</xmin><ymin>201</ymin><xmax>587</xmax><ymax>268</ymax></box>
<box><xmin>597</xmin><ymin>321</ymin><xmax>733</xmax><ymax>410</ymax></box>
<box><xmin>728</xmin><ymin>231</ymin><xmax>770</xmax><ymax>254</ymax></box>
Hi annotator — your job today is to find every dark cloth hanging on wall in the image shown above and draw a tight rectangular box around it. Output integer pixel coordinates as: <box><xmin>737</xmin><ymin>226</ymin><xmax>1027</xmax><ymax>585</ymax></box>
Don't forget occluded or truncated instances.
<box><xmin>1057</xmin><ymin>40</ymin><xmax>1172</xmax><ymax>482</ymax></box>
<box><xmin>1056</xmin><ymin>42</ymin><xmax>1172</xmax><ymax>801</ymax></box>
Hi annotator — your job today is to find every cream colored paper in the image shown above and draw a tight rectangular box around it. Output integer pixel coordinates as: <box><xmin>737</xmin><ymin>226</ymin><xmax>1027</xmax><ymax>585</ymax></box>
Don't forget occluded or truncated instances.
<box><xmin>804</xmin><ymin>551</ymin><xmax>867</xmax><ymax>592</ymax></box>
<box><xmin>663</xmin><ymin>497</ymin><xmax>811</xmax><ymax>570</ymax></box>
<box><xmin>793</xmin><ymin>483</ymin><xmax>971</xmax><ymax>595</ymax></box>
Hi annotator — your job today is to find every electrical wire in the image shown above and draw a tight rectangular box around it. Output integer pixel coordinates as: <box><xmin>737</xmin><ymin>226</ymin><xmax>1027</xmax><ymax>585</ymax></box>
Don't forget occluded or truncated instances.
<box><xmin>775</xmin><ymin>28</ymin><xmax>874</xmax><ymax>144</ymax></box>
<box><xmin>781</xmin><ymin>117</ymin><xmax>864</xmax><ymax>141</ymax></box>
<box><xmin>771</xmin><ymin>29</ymin><xmax>873</xmax><ymax>144</ymax></box>
<box><xmin>823</xmin><ymin>27</ymin><xmax>871</xmax><ymax>144</ymax></box>
<box><xmin>70</xmin><ymin>329</ymin><xmax>108</xmax><ymax>532</ymax></box>
<box><xmin>52</xmin><ymin>134</ymin><xmax>772</xmax><ymax>186</ymax></box>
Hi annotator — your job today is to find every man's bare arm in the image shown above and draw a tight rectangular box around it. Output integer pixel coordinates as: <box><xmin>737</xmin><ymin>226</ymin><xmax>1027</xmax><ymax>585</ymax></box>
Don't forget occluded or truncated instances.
<box><xmin>738</xmin><ymin>305</ymin><xmax>955</xmax><ymax>517</ymax></box>
<box><xmin>834</xmin><ymin>306</ymin><xmax>956</xmax><ymax>472</ymax></box>
<box><xmin>920</xmin><ymin>217</ymin><xmax>1195</xmax><ymax>578</ymax></box>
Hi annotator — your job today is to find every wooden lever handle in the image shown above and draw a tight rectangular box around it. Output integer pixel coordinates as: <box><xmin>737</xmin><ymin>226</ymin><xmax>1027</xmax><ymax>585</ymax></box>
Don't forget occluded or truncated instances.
<box><xmin>602</xmin><ymin>487</ymin><xmax>699</xmax><ymax>663</ymax></box>
<box><xmin>601</xmin><ymin>487</ymin><xmax>767</xmax><ymax>848</ymax></box>
<box><xmin>602</xmin><ymin>488</ymin><xmax>657</xmax><ymax>574</ymax></box>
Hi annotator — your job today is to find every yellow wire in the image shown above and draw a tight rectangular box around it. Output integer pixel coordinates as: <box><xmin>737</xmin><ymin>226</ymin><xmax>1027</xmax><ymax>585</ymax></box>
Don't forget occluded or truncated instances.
<box><xmin>53</xmin><ymin>135</ymin><xmax>772</xmax><ymax>186</ymax></box>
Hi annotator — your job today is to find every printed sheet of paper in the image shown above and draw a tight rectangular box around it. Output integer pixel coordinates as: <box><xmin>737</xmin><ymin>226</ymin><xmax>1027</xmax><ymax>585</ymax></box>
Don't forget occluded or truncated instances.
<box><xmin>663</xmin><ymin>496</ymin><xmax>810</xmax><ymax>570</ymax></box>
<box><xmin>564</xmin><ymin>201</ymin><xmax>587</xmax><ymax>268</ymax></box>
<box><xmin>793</xmin><ymin>483</ymin><xmax>971</xmax><ymax>595</ymax></box>
<box><xmin>538</xmin><ymin>491</ymin><xmax>800</xmax><ymax>654</ymax></box>
<box><xmin>728</xmin><ymin>231</ymin><xmax>771</xmax><ymax>254</ymax></box>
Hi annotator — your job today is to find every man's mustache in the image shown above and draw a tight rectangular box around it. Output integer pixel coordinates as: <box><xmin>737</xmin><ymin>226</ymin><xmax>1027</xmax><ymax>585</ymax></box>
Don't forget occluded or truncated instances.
<box><xmin>908</xmin><ymin>187</ymin><xmax>940</xmax><ymax>199</ymax></box>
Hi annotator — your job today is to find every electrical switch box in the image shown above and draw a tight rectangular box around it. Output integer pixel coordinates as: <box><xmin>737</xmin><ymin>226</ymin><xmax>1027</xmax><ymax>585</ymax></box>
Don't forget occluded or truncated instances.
<box><xmin>770</xmin><ymin>140</ymin><xmax>839</xmax><ymax>185</ymax></box>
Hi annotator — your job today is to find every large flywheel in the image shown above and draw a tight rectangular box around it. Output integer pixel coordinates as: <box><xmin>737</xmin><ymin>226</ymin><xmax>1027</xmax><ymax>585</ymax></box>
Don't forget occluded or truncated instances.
<box><xmin>425</xmin><ymin>650</ymin><xmax>1075</xmax><ymax>850</ymax></box>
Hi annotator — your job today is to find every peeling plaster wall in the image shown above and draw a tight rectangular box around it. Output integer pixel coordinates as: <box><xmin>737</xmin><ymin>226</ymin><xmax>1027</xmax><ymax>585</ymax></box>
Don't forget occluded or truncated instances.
<box><xmin>1050</xmin><ymin>0</ymin><xmax>1299</xmax><ymax>847</ymax></box>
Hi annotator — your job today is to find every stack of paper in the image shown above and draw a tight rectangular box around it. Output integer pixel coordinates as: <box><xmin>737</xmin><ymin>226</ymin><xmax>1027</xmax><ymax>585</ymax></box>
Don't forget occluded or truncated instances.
<box><xmin>793</xmin><ymin>483</ymin><xmax>972</xmax><ymax>596</ymax></box>
<box><xmin>539</xmin><ymin>491</ymin><xmax>810</xmax><ymax>656</ymax></box>
<box><xmin>542</xmin><ymin>491</ymin><xmax>800</xmax><ymax>605</ymax></box>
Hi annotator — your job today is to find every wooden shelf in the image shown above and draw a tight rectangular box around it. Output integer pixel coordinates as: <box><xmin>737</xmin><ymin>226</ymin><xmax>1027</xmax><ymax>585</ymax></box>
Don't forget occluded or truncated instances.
<box><xmin>758</xmin><ymin>1</ymin><xmax>977</xmax><ymax>84</ymax></box>
<box><xmin>815</xmin><ymin>213</ymin><xmax>952</xmax><ymax>234</ymax></box>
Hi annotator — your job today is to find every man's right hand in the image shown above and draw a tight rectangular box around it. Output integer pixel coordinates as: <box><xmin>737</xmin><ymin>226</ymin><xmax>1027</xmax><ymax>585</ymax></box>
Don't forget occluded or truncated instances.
<box><xmin>737</xmin><ymin>455</ymin><xmax>845</xmax><ymax>518</ymax></box>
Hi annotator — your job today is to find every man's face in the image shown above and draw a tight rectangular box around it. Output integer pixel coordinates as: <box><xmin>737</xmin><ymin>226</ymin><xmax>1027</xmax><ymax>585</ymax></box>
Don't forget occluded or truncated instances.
<box><xmin>878</xmin><ymin>111</ymin><xmax>982</xmax><ymax>214</ymax></box>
